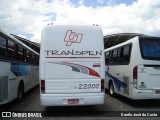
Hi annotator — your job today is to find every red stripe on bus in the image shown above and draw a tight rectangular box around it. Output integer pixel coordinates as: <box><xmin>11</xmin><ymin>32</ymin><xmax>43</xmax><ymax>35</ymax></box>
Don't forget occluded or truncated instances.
<box><xmin>45</xmin><ymin>57</ymin><xmax>101</xmax><ymax>58</ymax></box>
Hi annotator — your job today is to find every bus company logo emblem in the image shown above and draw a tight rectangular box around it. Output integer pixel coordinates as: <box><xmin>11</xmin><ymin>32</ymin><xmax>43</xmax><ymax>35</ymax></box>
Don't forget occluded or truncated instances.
<box><xmin>64</xmin><ymin>30</ymin><xmax>83</xmax><ymax>46</ymax></box>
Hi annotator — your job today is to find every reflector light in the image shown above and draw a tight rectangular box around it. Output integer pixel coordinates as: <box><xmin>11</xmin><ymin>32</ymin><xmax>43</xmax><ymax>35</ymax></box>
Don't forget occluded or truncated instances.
<box><xmin>101</xmin><ymin>79</ymin><xmax>104</xmax><ymax>92</ymax></box>
<box><xmin>41</xmin><ymin>80</ymin><xmax>45</xmax><ymax>93</ymax></box>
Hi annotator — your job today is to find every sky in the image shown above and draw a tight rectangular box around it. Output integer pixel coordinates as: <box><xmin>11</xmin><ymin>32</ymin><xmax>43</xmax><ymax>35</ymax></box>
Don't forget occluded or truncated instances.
<box><xmin>0</xmin><ymin>0</ymin><xmax>160</xmax><ymax>43</ymax></box>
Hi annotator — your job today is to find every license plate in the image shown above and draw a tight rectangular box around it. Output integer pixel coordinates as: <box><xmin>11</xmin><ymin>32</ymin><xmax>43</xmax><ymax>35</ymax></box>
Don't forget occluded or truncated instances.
<box><xmin>155</xmin><ymin>90</ymin><xmax>160</xmax><ymax>94</ymax></box>
<box><xmin>68</xmin><ymin>99</ymin><xmax>79</xmax><ymax>104</ymax></box>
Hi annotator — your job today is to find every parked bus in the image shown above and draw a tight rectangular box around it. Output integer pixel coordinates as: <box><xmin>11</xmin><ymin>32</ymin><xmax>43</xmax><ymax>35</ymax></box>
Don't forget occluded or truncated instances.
<box><xmin>0</xmin><ymin>28</ymin><xmax>39</xmax><ymax>105</ymax></box>
<box><xmin>104</xmin><ymin>36</ymin><xmax>160</xmax><ymax>100</ymax></box>
<box><xmin>40</xmin><ymin>25</ymin><xmax>105</xmax><ymax>106</ymax></box>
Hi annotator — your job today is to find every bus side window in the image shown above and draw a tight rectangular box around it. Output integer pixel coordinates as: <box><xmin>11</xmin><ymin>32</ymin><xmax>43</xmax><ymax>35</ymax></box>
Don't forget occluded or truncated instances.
<box><xmin>110</xmin><ymin>50</ymin><xmax>114</xmax><ymax>64</ymax></box>
<box><xmin>112</xmin><ymin>49</ymin><xmax>118</xmax><ymax>64</ymax></box>
<box><xmin>18</xmin><ymin>44</ymin><xmax>24</xmax><ymax>61</ymax></box>
<box><xmin>8</xmin><ymin>39</ymin><xmax>15</xmax><ymax>60</ymax></box>
<box><xmin>35</xmin><ymin>54</ymin><xmax>39</xmax><ymax>65</ymax></box>
<box><xmin>33</xmin><ymin>53</ymin><xmax>35</xmax><ymax>64</ymax></box>
<box><xmin>24</xmin><ymin>49</ymin><xmax>27</xmax><ymax>62</ymax></box>
<box><xmin>123</xmin><ymin>45</ymin><xmax>131</xmax><ymax>64</ymax></box>
<box><xmin>30</xmin><ymin>52</ymin><xmax>34</xmax><ymax>64</ymax></box>
<box><xmin>110</xmin><ymin>51</ymin><xmax>113</xmax><ymax>64</ymax></box>
<box><xmin>105</xmin><ymin>51</ymin><xmax>112</xmax><ymax>65</ymax></box>
<box><xmin>120</xmin><ymin>45</ymin><xmax>131</xmax><ymax>64</ymax></box>
<box><xmin>0</xmin><ymin>35</ymin><xmax>7</xmax><ymax>58</ymax></box>
<box><xmin>26</xmin><ymin>49</ymin><xmax>30</xmax><ymax>63</ymax></box>
<box><xmin>119</xmin><ymin>47</ymin><xmax>124</xmax><ymax>64</ymax></box>
<box><xmin>105</xmin><ymin>51</ymin><xmax>110</xmax><ymax>64</ymax></box>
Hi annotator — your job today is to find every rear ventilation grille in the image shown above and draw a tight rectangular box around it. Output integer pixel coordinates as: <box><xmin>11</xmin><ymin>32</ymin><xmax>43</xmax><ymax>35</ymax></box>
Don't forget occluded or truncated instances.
<box><xmin>123</xmin><ymin>76</ymin><xmax>129</xmax><ymax>95</ymax></box>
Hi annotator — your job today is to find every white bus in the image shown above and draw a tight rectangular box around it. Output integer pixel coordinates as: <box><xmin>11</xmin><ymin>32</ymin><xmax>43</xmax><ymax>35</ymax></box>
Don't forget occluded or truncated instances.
<box><xmin>40</xmin><ymin>25</ymin><xmax>105</xmax><ymax>106</ymax></box>
<box><xmin>0</xmin><ymin>28</ymin><xmax>39</xmax><ymax>105</ymax></box>
<box><xmin>104</xmin><ymin>36</ymin><xmax>160</xmax><ymax>100</ymax></box>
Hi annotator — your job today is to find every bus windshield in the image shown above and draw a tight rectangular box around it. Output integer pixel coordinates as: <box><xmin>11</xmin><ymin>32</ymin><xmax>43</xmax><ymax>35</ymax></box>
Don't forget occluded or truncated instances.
<box><xmin>140</xmin><ymin>37</ymin><xmax>160</xmax><ymax>60</ymax></box>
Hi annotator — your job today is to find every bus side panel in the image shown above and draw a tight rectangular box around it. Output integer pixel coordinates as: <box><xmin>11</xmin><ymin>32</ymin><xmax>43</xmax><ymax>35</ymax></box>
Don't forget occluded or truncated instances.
<box><xmin>105</xmin><ymin>65</ymin><xmax>131</xmax><ymax>96</ymax></box>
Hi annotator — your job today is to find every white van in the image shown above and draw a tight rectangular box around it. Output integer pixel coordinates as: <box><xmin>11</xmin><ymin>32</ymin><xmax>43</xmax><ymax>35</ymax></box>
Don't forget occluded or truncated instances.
<box><xmin>39</xmin><ymin>25</ymin><xmax>105</xmax><ymax>106</ymax></box>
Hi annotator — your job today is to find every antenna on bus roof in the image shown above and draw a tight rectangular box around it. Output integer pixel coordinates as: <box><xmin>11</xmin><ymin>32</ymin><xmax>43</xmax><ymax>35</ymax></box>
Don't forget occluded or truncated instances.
<box><xmin>93</xmin><ymin>24</ymin><xmax>98</xmax><ymax>26</ymax></box>
<box><xmin>47</xmin><ymin>23</ymin><xmax>53</xmax><ymax>25</ymax></box>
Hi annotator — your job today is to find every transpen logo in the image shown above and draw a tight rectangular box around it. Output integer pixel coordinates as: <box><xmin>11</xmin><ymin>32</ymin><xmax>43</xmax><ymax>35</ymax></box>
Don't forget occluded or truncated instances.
<box><xmin>64</xmin><ymin>30</ymin><xmax>83</xmax><ymax>46</ymax></box>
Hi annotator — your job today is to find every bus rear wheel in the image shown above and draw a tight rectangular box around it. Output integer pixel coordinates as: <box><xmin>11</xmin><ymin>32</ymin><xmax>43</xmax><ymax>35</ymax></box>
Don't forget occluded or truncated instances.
<box><xmin>109</xmin><ymin>83</ymin><xmax>114</xmax><ymax>97</ymax></box>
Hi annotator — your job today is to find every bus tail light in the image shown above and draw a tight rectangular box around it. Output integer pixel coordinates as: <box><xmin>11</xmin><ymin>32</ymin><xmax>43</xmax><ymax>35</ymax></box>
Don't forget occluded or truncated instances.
<box><xmin>41</xmin><ymin>80</ymin><xmax>45</xmax><ymax>94</ymax></box>
<box><xmin>133</xmin><ymin>66</ymin><xmax>138</xmax><ymax>88</ymax></box>
<box><xmin>101</xmin><ymin>79</ymin><xmax>104</xmax><ymax>92</ymax></box>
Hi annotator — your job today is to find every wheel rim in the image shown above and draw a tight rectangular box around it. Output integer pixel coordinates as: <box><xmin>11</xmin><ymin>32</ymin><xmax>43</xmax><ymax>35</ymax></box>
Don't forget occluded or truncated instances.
<box><xmin>110</xmin><ymin>85</ymin><xmax>114</xmax><ymax>95</ymax></box>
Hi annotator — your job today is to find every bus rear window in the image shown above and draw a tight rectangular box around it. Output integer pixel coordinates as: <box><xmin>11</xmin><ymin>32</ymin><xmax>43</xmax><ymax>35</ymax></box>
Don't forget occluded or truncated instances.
<box><xmin>139</xmin><ymin>37</ymin><xmax>160</xmax><ymax>60</ymax></box>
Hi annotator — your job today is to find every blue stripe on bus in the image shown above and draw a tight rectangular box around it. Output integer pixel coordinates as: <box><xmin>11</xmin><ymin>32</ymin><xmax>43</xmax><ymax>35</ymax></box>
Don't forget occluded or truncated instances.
<box><xmin>11</xmin><ymin>63</ymin><xmax>29</xmax><ymax>76</ymax></box>
<box><xmin>105</xmin><ymin>71</ymin><xmax>127</xmax><ymax>92</ymax></box>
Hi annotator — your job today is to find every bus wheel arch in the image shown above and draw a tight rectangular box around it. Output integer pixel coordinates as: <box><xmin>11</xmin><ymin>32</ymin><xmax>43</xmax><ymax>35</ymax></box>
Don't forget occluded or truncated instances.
<box><xmin>17</xmin><ymin>80</ymin><xmax>24</xmax><ymax>101</ymax></box>
<box><xmin>108</xmin><ymin>80</ymin><xmax>114</xmax><ymax>97</ymax></box>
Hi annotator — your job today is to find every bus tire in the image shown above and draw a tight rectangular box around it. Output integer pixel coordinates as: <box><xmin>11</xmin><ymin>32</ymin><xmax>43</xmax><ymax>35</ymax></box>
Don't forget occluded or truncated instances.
<box><xmin>109</xmin><ymin>82</ymin><xmax>114</xmax><ymax>97</ymax></box>
<box><xmin>17</xmin><ymin>82</ymin><xmax>24</xmax><ymax>102</ymax></box>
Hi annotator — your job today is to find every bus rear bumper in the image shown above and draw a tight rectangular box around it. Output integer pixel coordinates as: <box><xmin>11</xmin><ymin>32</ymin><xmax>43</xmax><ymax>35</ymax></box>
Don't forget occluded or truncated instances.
<box><xmin>132</xmin><ymin>89</ymin><xmax>160</xmax><ymax>100</ymax></box>
<box><xmin>40</xmin><ymin>93</ymin><xmax>104</xmax><ymax>106</ymax></box>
